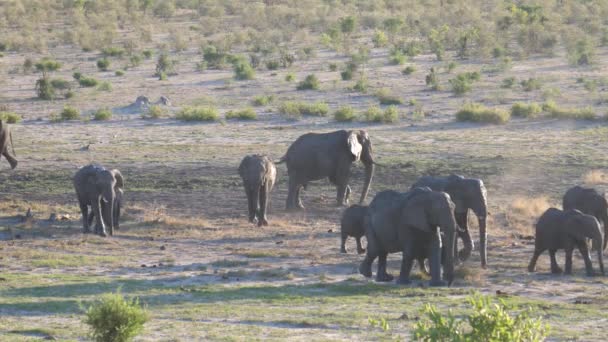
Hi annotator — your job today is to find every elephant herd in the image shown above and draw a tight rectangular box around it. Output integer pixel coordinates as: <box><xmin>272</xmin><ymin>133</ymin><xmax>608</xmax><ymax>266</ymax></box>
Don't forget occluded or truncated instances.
<box><xmin>0</xmin><ymin>121</ymin><xmax>606</xmax><ymax>286</ymax></box>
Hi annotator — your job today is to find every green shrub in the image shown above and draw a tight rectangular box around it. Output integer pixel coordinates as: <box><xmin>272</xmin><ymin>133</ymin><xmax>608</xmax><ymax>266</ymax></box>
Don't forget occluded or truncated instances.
<box><xmin>143</xmin><ymin>105</ymin><xmax>165</xmax><ymax>119</ymax></box>
<box><xmin>285</xmin><ymin>73</ymin><xmax>295</xmax><ymax>82</ymax></box>
<box><xmin>425</xmin><ymin>68</ymin><xmax>440</xmax><ymax>90</ymax></box>
<box><xmin>0</xmin><ymin>112</ymin><xmax>22</xmax><ymax>123</ymax></box>
<box><xmin>93</xmin><ymin>108</ymin><xmax>112</xmax><ymax>121</ymax></box>
<box><xmin>456</xmin><ymin>103</ymin><xmax>510</xmax><ymax>124</ymax></box>
<box><xmin>155</xmin><ymin>53</ymin><xmax>176</xmax><ymax>79</ymax></box>
<box><xmin>79</xmin><ymin>76</ymin><xmax>99</xmax><ymax>87</ymax></box>
<box><xmin>511</xmin><ymin>102</ymin><xmax>542</xmax><ymax>118</ymax></box>
<box><xmin>449</xmin><ymin>72</ymin><xmax>480</xmax><ymax>95</ymax></box>
<box><xmin>376</xmin><ymin>88</ymin><xmax>402</xmax><ymax>105</ymax></box>
<box><xmin>296</xmin><ymin>74</ymin><xmax>320</xmax><ymax>90</ymax></box>
<box><xmin>23</xmin><ymin>58</ymin><xmax>34</xmax><ymax>73</ymax></box>
<box><xmin>97</xmin><ymin>81</ymin><xmax>112</xmax><ymax>92</ymax></box>
<box><xmin>334</xmin><ymin>106</ymin><xmax>356</xmax><ymax>122</ymax></box>
<box><xmin>278</xmin><ymin>101</ymin><xmax>329</xmax><ymax>119</ymax></box>
<box><xmin>542</xmin><ymin>101</ymin><xmax>596</xmax><ymax>120</ymax></box>
<box><xmin>353</xmin><ymin>78</ymin><xmax>368</xmax><ymax>92</ymax></box>
<box><xmin>520</xmin><ymin>78</ymin><xmax>542</xmax><ymax>91</ymax></box>
<box><xmin>252</xmin><ymin>95</ymin><xmax>274</xmax><ymax>106</ymax></box>
<box><xmin>84</xmin><ymin>292</ymin><xmax>148</xmax><ymax>342</ymax></box>
<box><xmin>383</xmin><ymin>106</ymin><xmax>399</xmax><ymax>123</ymax></box>
<box><xmin>142</xmin><ymin>50</ymin><xmax>153</xmax><ymax>59</ymax></box>
<box><xmin>73</xmin><ymin>72</ymin><xmax>82</xmax><ymax>80</ymax></box>
<box><xmin>413</xmin><ymin>294</ymin><xmax>548</xmax><ymax>342</ymax></box>
<box><xmin>115</xmin><ymin>70</ymin><xmax>125</xmax><ymax>76</ymax></box>
<box><xmin>446</xmin><ymin>61</ymin><xmax>458</xmax><ymax>73</ymax></box>
<box><xmin>225</xmin><ymin>108</ymin><xmax>257</xmax><ymax>120</ymax></box>
<box><xmin>50</xmin><ymin>78</ymin><xmax>71</xmax><ymax>90</ymax></box>
<box><xmin>175</xmin><ymin>106</ymin><xmax>219</xmax><ymax>121</ymax></box>
<box><xmin>341</xmin><ymin>69</ymin><xmax>353</xmax><ymax>81</ymax></box>
<box><xmin>35</xmin><ymin>78</ymin><xmax>55</xmax><ymax>100</ymax></box>
<box><xmin>234</xmin><ymin>60</ymin><xmax>255</xmax><ymax>80</ymax></box>
<box><xmin>389</xmin><ymin>49</ymin><xmax>406</xmax><ymax>65</ymax></box>
<box><xmin>372</xmin><ymin>29</ymin><xmax>388</xmax><ymax>48</ymax></box>
<box><xmin>65</xmin><ymin>91</ymin><xmax>75</xmax><ymax>99</ymax></box>
<box><xmin>97</xmin><ymin>58</ymin><xmax>110</xmax><ymax>71</ymax></box>
<box><xmin>568</xmin><ymin>38</ymin><xmax>594</xmax><ymax>66</ymax></box>
<box><xmin>35</xmin><ymin>58</ymin><xmax>61</xmax><ymax>76</ymax></box>
<box><xmin>265</xmin><ymin>60</ymin><xmax>280</xmax><ymax>70</ymax></box>
<box><xmin>329</xmin><ymin>63</ymin><xmax>338</xmax><ymax>72</ymax></box>
<box><xmin>60</xmin><ymin>106</ymin><xmax>80</xmax><ymax>121</ymax></box>
<box><xmin>129</xmin><ymin>55</ymin><xmax>142</xmax><ymax>68</ymax></box>
<box><xmin>362</xmin><ymin>106</ymin><xmax>383</xmax><ymax>122</ymax></box>
<box><xmin>501</xmin><ymin>77</ymin><xmax>516</xmax><ymax>88</ymax></box>
<box><xmin>402</xmin><ymin>66</ymin><xmax>416</xmax><ymax>75</ymax></box>
<box><xmin>402</xmin><ymin>41</ymin><xmax>423</xmax><ymax>57</ymax></box>
<box><xmin>102</xmin><ymin>47</ymin><xmax>125</xmax><ymax>58</ymax></box>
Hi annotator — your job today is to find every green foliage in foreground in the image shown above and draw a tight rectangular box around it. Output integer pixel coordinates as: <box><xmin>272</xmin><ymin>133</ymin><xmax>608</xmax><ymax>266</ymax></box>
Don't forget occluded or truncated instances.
<box><xmin>84</xmin><ymin>292</ymin><xmax>148</xmax><ymax>342</ymax></box>
<box><xmin>413</xmin><ymin>294</ymin><xmax>549</xmax><ymax>342</ymax></box>
<box><xmin>456</xmin><ymin>103</ymin><xmax>510</xmax><ymax>124</ymax></box>
<box><xmin>175</xmin><ymin>106</ymin><xmax>219</xmax><ymax>121</ymax></box>
<box><xmin>0</xmin><ymin>111</ymin><xmax>22</xmax><ymax>123</ymax></box>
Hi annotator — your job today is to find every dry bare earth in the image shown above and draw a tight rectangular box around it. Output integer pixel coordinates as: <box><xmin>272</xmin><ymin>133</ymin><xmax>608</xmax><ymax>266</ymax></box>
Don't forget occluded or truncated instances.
<box><xmin>1</xmin><ymin>44</ymin><xmax>608</xmax><ymax>340</ymax></box>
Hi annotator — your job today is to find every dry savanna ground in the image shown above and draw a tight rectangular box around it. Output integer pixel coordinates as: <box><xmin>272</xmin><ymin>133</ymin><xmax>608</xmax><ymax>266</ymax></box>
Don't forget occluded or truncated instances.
<box><xmin>2</xmin><ymin>2</ymin><xmax>608</xmax><ymax>340</ymax></box>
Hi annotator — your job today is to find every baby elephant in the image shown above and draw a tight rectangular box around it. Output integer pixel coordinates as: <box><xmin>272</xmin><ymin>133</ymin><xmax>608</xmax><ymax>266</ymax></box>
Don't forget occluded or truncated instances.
<box><xmin>528</xmin><ymin>208</ymin><xmax>605</xmax><ymax>276</ymax></box>
<box><xmin>340</xmin><ymin>204</ymin><xmax>367</xmax><ymax>254</ymax></box>
<box><xmin>238</xmin><ymin>155</ymin><xmax>276</xmax><ymax>226</ymax></box>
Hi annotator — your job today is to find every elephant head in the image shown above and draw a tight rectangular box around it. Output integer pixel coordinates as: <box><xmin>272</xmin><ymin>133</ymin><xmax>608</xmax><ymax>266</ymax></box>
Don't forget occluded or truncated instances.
<box><xmin>445</xmin><ymin>174</ymin><xmax>488</xmax><ymax>266</ymax></box>
<box><xmin>348</xmin><ymin>130</ymin><xmax>374</xmax><ymax>204</ymax></box>
<box><xmin>401</xmin><ymin>188</ymin><xmax>457</xmax><ymax>285</ymax></box>
<box><xmin>567</xmin><ymin>211</ymin><xmax>605</xmax><ymax>275</ymax></box>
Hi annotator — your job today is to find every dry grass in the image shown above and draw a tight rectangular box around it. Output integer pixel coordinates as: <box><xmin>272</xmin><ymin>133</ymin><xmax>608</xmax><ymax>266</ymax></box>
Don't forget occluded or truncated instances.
<box><xmin>583</xmin><ymin>170</ymin><xmax>608</xmax><ymax>185</ymax></box>
<box><xmin>509</xmin><ymin>196</ymin><xmax>553</xmax><ymax>218</ymax></box>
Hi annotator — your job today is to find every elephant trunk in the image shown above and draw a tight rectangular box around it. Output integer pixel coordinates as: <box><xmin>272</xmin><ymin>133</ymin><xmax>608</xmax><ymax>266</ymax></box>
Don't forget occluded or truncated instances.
<box><xmin>359</xmin><ymin>161</ymin><xmax>374</xmax><ymax>205</ymax></box>
<box><xmin>601</xmin><ymin>210</ymin><xmax>608</xmax><ymax>251</ymax></box>
<box><xmin>102</xmin><ymin>188</ymin><xmax>115</xmax><ymax>235</ymax></box>
<box><xmin>440</xmin><ymin>211</ymin><xmax>457</xmax><ymax>286</ymax></box>
<box><xmin>473</xmin><ymin>203</ymin><xmax>488</xmax><ymax>268</ymax></box>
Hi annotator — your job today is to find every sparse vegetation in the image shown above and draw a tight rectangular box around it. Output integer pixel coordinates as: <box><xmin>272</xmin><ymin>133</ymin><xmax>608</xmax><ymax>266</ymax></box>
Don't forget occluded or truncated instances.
<box><xmin>155</xmin><ymin>52</ymin><xmax>176</xmax><ymax>80</ymax></box>
<box><xmin>296</xmin><ymin>74</ymin><xmax>320</xmax><ymax>90</ymax></box>
<box><xmin>456</xmin><ymin>103</ymin><xmax>510</xmax><ymax>124</ymax></box>
<box><xmin>175</xmin><ymin>107</ymin><xmax>219</xmax><ymax>122</ymax></box>
<box><xmin>234</xmin><ymin>60</ymin><xmax>255</xmax><ymax>80</ymax></box>
<box><xmin>143</xmin><ymin>105</ymin><xmax>165</xmax><ymax>119</ymax></box>
<box><xmin>376</xmin><ymin>88</ymin><xmax>402</xmax><ymax>105</ymax></box>
<box><xmin>252</xmin><ymin>95</ymin><xmax>274</xmax><ymax>106</ymax></box>
<box><xmin>520</xmin><ymin>78</ymin><xmax>542</xmax><ymax>92</ymax></box>
<box><xmin>542</xmin><ymin>101</ymin><xmax>596</xmax><ymax>120</ymax></box>
<box><xmin>97</xmin><ymin>81</ymin><xmax>112</xmax><ymax>92</ymax></box>
<box><xmin>84</xmin><ymin>292</ymin><xmax>148</xmax><ymax>342</ymax></box>
<box><xmin>449</xmin><ymin>72</ymin><xmax>481</xmax><ymax>95</ymax></box>
<box><xmin>225</xmin><ymin>108</ymin><xmax>257</xmax><ymax>120</ymax></box>
<box><xmin>278</xmin><ymin>101</ymin><xmax>329</xmax><ymax>119</ymax></box>
<box><xmin>511</xmin><ymin>102</ymin><xmax>542</xmax><ymax>118</ymax></box>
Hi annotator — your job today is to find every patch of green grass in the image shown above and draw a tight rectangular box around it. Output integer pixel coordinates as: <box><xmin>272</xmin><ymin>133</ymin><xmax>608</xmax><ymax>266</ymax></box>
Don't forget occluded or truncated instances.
<box><xmin>225</xmin><ymin>108</ymin><xmax>257</xmax><ymax>120</ymax></box>
<box><xmin>456</xmin><ymin>103</ymin><xmax>510</xmax><ymax>124</ymax></box>
<box><xmin>278</xmin><ymin>101</ymin><xmax>329</xmax><ymax>119</ymax></box>
<box><xmin>78</xmin><ymin>76</ymin><xmax>98</xmax><ymax>87</ymax></box>
<box><xmin>511</xmin><ymin>102</ymin><xmax>542</xmax><ymax>118</ymax></box>
<box><xmin>93</xmin><ymin>108</ymin><xmax>112</xmax><ymax>121</ymax></box>
<box><xmin>376</xmin><ymin>88</ymin><xmax>402</xmax><ymax>105</ymax></box>
<box><xmin>542</xmin><ymin>101</ymin><xmax>596</xmax><ymax>120</ymax></box>
<box><xmin>97</xmin><ymin>81</ymin><xmax>112</xmax><ymax>92</ymax></box>
<box><xmin>252</xmin><ymin>95</ymin><xmax>274</xmax><ymax>106</ymax></box>
<box><xmin>175</xmin><ymin>106</ymin><xmax>219</xmax><ymax>122</ymax></box>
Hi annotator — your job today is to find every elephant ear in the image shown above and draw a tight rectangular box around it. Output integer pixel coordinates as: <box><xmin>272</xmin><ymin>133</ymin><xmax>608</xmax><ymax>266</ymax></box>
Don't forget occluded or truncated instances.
<box><xmin>445</xmin><ymin>176</ymin><xmax>466</xmax><ymax>213</ymax></box>
<box><xmin>111</xmin><ymin>169</ymin><xmax>124</xmax><ymax>189</ymax></box>
<box><xmin>347</xmin><ymin>132</ymin><xmax>362</xmax><ymax>161</ymax></box>
<box><xmin>401</xmin><ymin>193</ymin><xmax>431</xmax><ymax>233</ymax></box>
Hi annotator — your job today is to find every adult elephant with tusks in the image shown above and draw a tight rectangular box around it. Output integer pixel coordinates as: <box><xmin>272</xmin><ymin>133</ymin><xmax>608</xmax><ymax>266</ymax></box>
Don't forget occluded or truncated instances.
<box><xmin>277</xmin><ymin>130</ymin><xmax>374</xmax><ymax>210</ymax></box>
<box><xmin>73</xmin><ymin>164</ymin><xmax>124</xmax><ymax>237</ymax></box>
<box><xmin>412</xmin><ymin>174</ymin><xmax>489</xmax><ymax>268</ymax></box>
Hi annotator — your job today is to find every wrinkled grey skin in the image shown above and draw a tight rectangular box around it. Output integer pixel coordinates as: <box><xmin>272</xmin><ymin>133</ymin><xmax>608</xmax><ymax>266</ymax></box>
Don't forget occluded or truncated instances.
<box><xmin>528</xmin><ymin>208</ymin><xmax>604</xmax><ymax>276</ymax></box>
<box><xmin>88</xmin><ymin>187</ymin><xmax>123</xmax><ymax>231</ymax></box>
<box><xmin>359</xmin><ymin>188</ymin><xmax>457</xmax><ymax>286</ymax></box>
<box><xmin>563</xmin><ymin>185</ymin><xmax>608</xmax><ymax>251</ymax></box>
<box><xmin>73</xmin><ymin>164</ymin><xmax>123</xmax><ymax>237</ymax></box>
<box><xmin>340</xmin><ymin>204</ymin><xmax>367</xmax><ymax>254</ymax></box>
<box><xmin>238</xmin><ymin>155</ymin><xmax>276</xmax><ymax>226</ymax></box>
<box><xmin>0</xmin><ymin>121</ymin><xmax>18</xmax><ymax>169</ymax></box>
<box><xmin>412</xmin><ymin>174</ymin><xmax>488</xmax><ymax>268</ymax></box>
<box><xmin>278</xmin><ymin>130</ymin><xmax>374</xmax><ymax>210</ymax></box>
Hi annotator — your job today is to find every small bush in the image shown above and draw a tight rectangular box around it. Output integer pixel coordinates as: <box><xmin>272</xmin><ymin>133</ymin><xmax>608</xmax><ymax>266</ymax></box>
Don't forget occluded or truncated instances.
<box><xmin>35</xmin><ymin>59</ymin><xmax>61</xmax><ymax>75</ymax></box>
<box><xmin>93</xmin><ymin>108</ymin><xmax>112</xmax><ymax>121</ymax></box>
<box><xmin>65</xmin><ymin>91</ymin><xmax>75</xmax><ymax>99</ymax></box>
<box><xmin>225</xmin><ymin>108</ymin><xmax>257</xmax><ymax>120</ymax></box>
<box><xmin>142</xmin><ymin>50</ymin><xmax>153</xmax><ymax>59</ymax></box>
<box><xmin>372</xmin><ymin>29</ymin><xmax>388</xmax><ymax>48</ymax></box>
<box><xmin>334</xmin><ymin>106</ymin><xmax>357</xmax><ymax>122</ymax></box>
<box><xmin>425</xmin><ymin>68</ymin><xmax>440</xmax><ymax>90</ymax></box>
<box><xmin>389</xmin><ymin>49</ymin><xmax>407</xmax><ymax>65</ymax></box>
<box><xmin>115</xmin><ymin>70</ymin><xmax>125</xmax><ymax>76</ymax></box>
<box><xmin>383</xmin><ymin>106</ymin><xmax>399</xmax><ymax>123</ymax></box>
<box><xmin>97</xmin><ymin>81</ymin><xmax>112</xmax><ymax>92</ymax></box>
<box><xmin>73</xmin><ymin>72</ymin><xmax>82</xmax><ymax>80</ymax></box>
<box><xmin>456</xmin><ymin>103</ymin><xmax>510</xmax><ymax>124</ymax></box>
<box><xmin>362</xmin><ymin>106</ymin><xmax>383</xmax><ymax>122</ymax></box>
<box><xmin>234</xmin><ymin>60</ymin><xmax>255</xmax><ymax>80</ymax></box>
<box><xmin>542</xmin><ymin>101</ymin><xmax>596</xmax><ymax>120</ymax></box>
<box><xmin>353</xmin><ymin>78</ymin><xmax>368</xmax><ymax>92</ymax></box>
<box><xmin>329</xmin><ymin>63</ymin><xmax>338</xmax><ymax>72</ymax></box>
<box><xmin>568</xmin><ymin>38</ymin><xmax>594</xmax><ymax>66</ymax></box>
<box><xmin>143</xmin><ymin>105</ymin><xmax>165</xmax><ymax>119</ymax></box>
<box><xmin>252</xmin><ymin>95</ymin><xmax>274</xmax><ymax>106</ymax></box>
<box><xmin>341</xmin><ymin>69</ymin><xmax>353</xmax><ymax>81</ymax></box>
<box><xmin>0</xmin><ymin>112</ymin><xmax>21</xmax><ymax>123</ymax></box>
<box><xmin>79</xmin><ymin>76</ymin><xmax>99</xmax><ymax>87</ymax></box>
<box><xmin>285</xmin><ymin>73</ymin><xmax>295</xmax><ymax>82</ymax></box>
<box><xmin>511</xmin><ymin>102</ymin><xmax>542</xmax><ymax>118</ymax></box>
<box><xmin>23</xmin><ymin>58</ymin><xmax>33</xmax><ymax>73</ymax></box>
<box><xmin>520</xmin><ymin>78</ymin><xmax>542</xmax><ymax>91</ymax></box>
<box><xmin>446</xmin><ymin>61</ymin><xmax>458</xmax><ymax>73</ymax></box>
<box><xmin>102</xmin><ymin>47</ymin><xmax>125</xmax><ymax>58</ymax></box>
<box><xmin>35</xmin><ymin>78</ymin><xmax>55</xmax><ymax>100</ymax></box>
<box><xmin>50</xmin><ymin>78</ymin><xmax>71</xmax><ymax>90</ymax></box>
<box><xmin>265</xmin><ymin>60</ymin><xmax>280</xmax><ymax>70</ymax></box>
<box><xmin>501</xmin><ymin>77</ymin><xmax>516</xmax><ymax>88</ymax></box>
<box><xmin>296</xmin><ymin>74</ymin><xmax>320</xmax><ymax>90</ymax></box>
<box><xmin>129</xmin><ymin>55</ymin><xmax>142</xmax><ymax>68</ymax></box>
<box><xmin>60</xmin><ymin>106</ymin><xmax>80</xmax><ymax>121</ymax></box>
<box><xmin>175</xmin><ymin>106</ymin><xmax>219</xmax><ymax>121</ymax></box>
<box><xmin>402</xmin><ymin>66</ymin><xmax>416</xmax><ymax>75</ymax></box>
<box><xmin>413</xmin><ymin>294</ymin><xmax>548</xmax><ymax>341</ymax></box>
<box><xmin>97</xmin><ymin>58</ymin><xmax>110</xmax><ymax>71</ymax></box>
<box><xmin>278</xmin><ymin>101</ymin><xmax>329</xmax><ymax>119</ymax></box>
<box><xmin>84</xmin><ymin>292</ymin><xmax>148</xmax><ymax>342</ymax></box>
<box><xmin>155</xmin><ymin>53</ymin><xmax>176</xmax><ymax>79</ymax></box>
<box><xmin>376</xmin><ymin>88</ymin><xmax>402</xmax><ymax>105</ymax></box>
<box><xmin>449</xmin><ymin>72</ymin><xmax>480</xmax><ymax>95</ymax></box>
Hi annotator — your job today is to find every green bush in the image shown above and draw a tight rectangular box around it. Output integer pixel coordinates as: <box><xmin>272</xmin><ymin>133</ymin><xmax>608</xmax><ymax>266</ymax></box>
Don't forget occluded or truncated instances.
<box><xmin>446</xmin><ymin>61</ymin><xmax>458</xmax><ymax>73</ymax></box>
<box><xmin>334</xmin><ymin>106</ymin><xmax>356</xmax><ymax>122</ymax></box>
<box><xmin>115</xmin><ymin>70</ymin><xmax>125</xmax><ymax>76</ymax></box>
<box><xmin>50</xmin><ymin>78</ymin><xmax>71</xmax><ymax>90</ymax></box>
<box><xmin>341</xmin><ymin>69</ymin><xmax>353</xmax><ymax>81</ymax></box>
<box><xmin>389</xmin><ymin>49</ymin><xmax>406</xmax><ymax>65</ymax></box>
<box><xmin>511</xmin><ymin>102</ymin><xmax>542</xmax><ymax>118</ymax></box>
<box><xmin>129</xmin><ymin>55</ymin><xmax>142</xmax><ymax>68</ymax></box>
<box><xmin>84</xmin><ymin>292</ymin><xmax>148</xmax><ymax>342</ymax></box>
<box><xmin>329</xmin><ymin>63</ymin><xmax>338</xmax><ymax>72</ymax></box>
<box><xmin>278</xmin><ymin>101</ymin><xmax>329</xmax><ymax>119</ymax></box>
<box><xmin>142</xmin><ymin>50</ymin><xmax>153</xmax><ymax>59</ymax></box>
<box><xmin>425</xmin><ymin>68</ymin><xmax>440</xmax><ymax>90</ymax></box>
<box><xmin>60</xmin><ymin>106</ymin><xmax>80</xmax><ymax>121</ymax></box>
<box><xmin>35</xmin><ymin>58</ymin><xmax>61</xmax><ymax>75</ymax></box>
<box><xmin>372</xmin><ymin>29</ymin><xmax>388</xmax><ymax>48</ymax></box>
<box><xmin>501</xmin><ymin>77</ymin><xmax>516</xmax><ymax>88</ymax></box>
<box><xmin>402</xmin><ymin>66</ymin><xmax>416</xmax><ymax>75</ymax></box>
<box><xmin>383</xmin><ymin>106</ymin><xmax>399</xmax><ymax>123</ymax></box>
<box><xmin>449</xmin><ymin>72</ymin><xmax>480</xmax><ymax>95</ymax></box>
<box><xmin>73</xmin><ymin>72</ymin><xmax>82</xmax><ymax>80</ymax></box>
<box><xmin>456</xmin><ymin>103</ymin><xmax>510</xmax><ymax>124</ymax></box>
<box><xmin>413</xmin><ymin>294</ymin><xmax>548</xmax><ymax>342</ymax></box>
<box><xmin>225</xmin><ymin>108</ymin><xmax>257</xmax><ymax>120</ymax></box>
<box><xmin>155</xmin><ymin>53</ymin><xmax>176</xmax><ymax>79</ymax></box>
<box><xmin>285</xmin><ymin>73</ymin><xmax>295</xmax><ymax>82</ymax></box>
<box><xmin>376</xmin><ymin>88</ymin><xmax>402</xmax><ymax>105</ymax></box>
<box><xmin>93</xmin><ymin>108</ymin><xmax>112</xmax><ymax>121</ymax></box>
<box><xmin>542</xmin><ymin>101</ymin><xmax>596</xmax><ymax>120</ymax></box>
<box><xmin>79</xmin><ymin>76</ymin><xmax>99</xmax><ymax>87</ymax></box>
<box><xmin>97</xmin><ymin>81</ymin><xmax>112</xmax><ymax>92</ymax></box>
<box><xmin>0</xmin><ymin>112</ymin><xmax>22</xmax><ymax>123</ymax></box>
<box><xmin>296</xmin><ymin>74</ymin><xmax>320</xmax><ymax>90</ymax></box>
<box><xmin>568</xmin><ymin>38</ymin><xmax>594</xmax><ymax>66</ymax></box>
<box><xmin>35</xmin><ymin>78</ymin><xmax>55</xmax><ymax>100</ymax></box>
<box><xmin>234</xmin><ymin>60</ymin><xmax>255</xmax><ymax>80</ymax></box>
<box><xmin>97</xmin><ymin>58</ymin><xmax>110</xmax><ymax>71</ymax></box>
<box><xmin>353</xmin><ymin>78</ymin><xmax>368</xmax><ymax>93</ymax></box>
<box><xmin>265</xmin><ymin>60</ymin><xmax>280</xmax><ymax>70</ymax></box>
<box><xmin>520</xmin><ymin>78</ymin><xmax>542</xmax><ymax>91</ymax></box>
<box><xmin>143</xmin><ymin>105</ymin><xmax>165</xmax><ymax>119</ymax></box>
<box><xmin>362</xmin><ymin>106</ymin><xmax>384</xmax><ymax>122</ymax></box>
<box><xmin>102</xmin><ymin>47</ymin><xmax>125</xmax><ymax>58</ymax></box>
<box><xmin>252</xmin><ymin>95</ymin><xmax>274</xmax><ymax>106</ymax></box>
<box><xmin>175</xmin><ymin>106</ymin><xmax>219</xmax><ymax>122</ymax></box>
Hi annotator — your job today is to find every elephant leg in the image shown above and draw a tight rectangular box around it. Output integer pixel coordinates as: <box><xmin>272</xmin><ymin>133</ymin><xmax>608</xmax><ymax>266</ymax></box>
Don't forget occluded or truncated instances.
<box><xmin>418</xmin><ymin>257</ymin><xmax>430</xmax><ymax>275</ymax></box>
<box><xmin>455</xmin><ymin>211</ymin><xmax>473</xmax><ymax>262</ymax></box>
<box><xmin>286</xmin><ymin>176</ymin><xmax>299</xmax><ymax>210</ymax></box>
<box><xmin>2</xmin><ymin>149</ymin><xmax>17</xmax><ymax>169</ymax></box>
<box><xmin>245</xmin><ymin>188</ymin><xmax>256</xmax><ymax>223</ymax></box>
<box><xmin>576</xmin><ymin>241</ymin><xmax>594</xmax><ymax>276</ymax></box>
<box><xmin>397</xmin><ymin>238</ymin><xmax>415</xmax><ymax>285</ymax></box>
<box><xmin>79</xmin><ymin>202</ymin><xmax>90</xmax><ymax>233</ymax></box>
<box><xmin>549</xmin><ymin>249</ymin><xmax>562</xmax><ymax>274</ymax></box>
<box><xmin>345</xmin><ymin>185</ymin><xmax>351</xmax><ymax>204</ymax></box>
<box><xmin>334</xmin><ymin>162</ymin><xmax>351</xmax><ymax>206</ymax></box>
<box><xmin>359</xmin><ymin>231</ymin><xmax>379</xmax><ymax>278</ymax></box>
<box><xmin>87</xmin><ymin>210</ymin><xmax>95</xmax><ymax>228</ymax></box>
<box><xmin>527</xmin><ymin>248</ymin><xmax>544</xmax><ymax>272</ymax></box>
<box><xmin>376</xmin><ymin>252</ymin><xmax>393</xmax><ymax>282</ymax></box>
<box><xmin>340</xmin><ymin>232</ymin><xmax>348</xmax><ymax>253</ymax></box>
<box><xmin>258</xmin><ymin>184</ymin><xmax>269</xmax><ymax>227</ymax></box>
<box><xmin>355</xmin><ymin>236</ymin><xmax>365</xmax><ymax>254</ymax></box>
<box><xmin>429</xmin><ymin>229</ymin><xmax>446</xmax><ymax>286</ymax></box>
<box><xmin>92</xmin><ymin>199</ymin><xmax>107</xmax><ymax>237</ymax></box>
<box><xmin>564</xmin><ymin>247</ymin><xmax>573</xmax><ymax>275</ymax></box>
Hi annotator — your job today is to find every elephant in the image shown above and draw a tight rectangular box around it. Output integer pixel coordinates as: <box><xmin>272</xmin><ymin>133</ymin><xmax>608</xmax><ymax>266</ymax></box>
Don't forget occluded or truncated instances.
<box><xmin>0</xmin><ymin>120</ymin><xmax>18</xmax><ymax>169</ymax></box>
<box><xmin>359</xmin><ymin>187</ymin><xmax>457</xmax><ymax>286</ymax></box>
<box><xmin>238</xmin><ymin>154</ymin><xmax>276</xmax><ymax>226</ymax></box>
<box><xmin>278</xmin><ymin>130</ymin><xmax>374</xmax><ymax>210</ymax></box>
<box><xmin>412</xmin><ymin>174</ymin><xmax>488</xmax><ymax>268</ymax></box>
<box><xmin>563</xmin><ymin>185</ymin><xmax>608</xmax><ymax>250</ymax></box>
<box><xmin>88</xmin><ymin>187</ymin><xmax>123</xmax><ymax>231</ymax></box>
<box><xmin>340</xmin><ymin>204</ymin><xmax>367</xmax><ymax>254</ymax></box>
<box><xmin>73</xmin><ymin>164</ymin><xmax>123</xmax><ymax>237</ymax></box>
<box><xmin>528</xmin><ymin>208</ymin><xmax>604</xmax><ymax>276</ymax></box>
